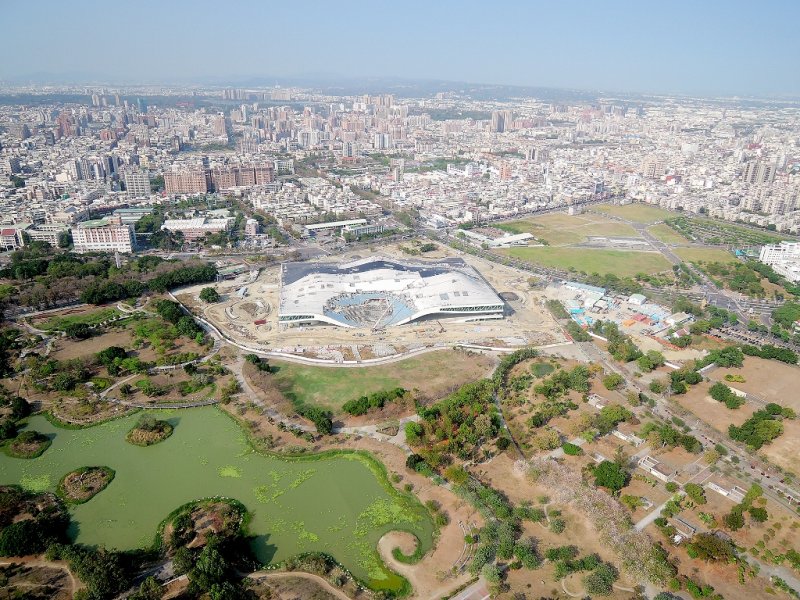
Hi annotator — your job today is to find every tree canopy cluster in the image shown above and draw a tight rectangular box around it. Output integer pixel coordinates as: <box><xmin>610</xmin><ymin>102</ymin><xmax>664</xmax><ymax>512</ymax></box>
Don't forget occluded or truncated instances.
<box><xmin>414</xmin><ymin>379</ymin><xmax>500</xmax><ymax>460</ymax></box>
<box><xmin>709</xmin><ymin>382</ymin><xmax>745</xmax><ymax>409</ymax></box>
<box><xmin>342</xmin><ymin>387</ymin><xmax>406</xmax><ymax>416</ymax></box>
<box><xmin>729</xmin><ymin>404</ymin><xmax>793</xmax><ymax>449</ymax></box>
<box><xmin>592</xmin><ymin>320</ymin><xmax>643</xmax><ymax>363</ymax></box>
<box><xmin>741</xmin><ymin>343</ymin><xmax>798</xmax><ymax>365</ymax></box>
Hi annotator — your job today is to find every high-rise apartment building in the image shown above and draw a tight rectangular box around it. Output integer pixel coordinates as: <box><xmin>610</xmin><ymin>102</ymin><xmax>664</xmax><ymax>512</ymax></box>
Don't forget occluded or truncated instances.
<box><xmin>742</xmin><ymin>160</ymin><xmax>776</xmax><ymax>185</ymax></box>
<box><xmin>164</xmin><ymin>169</ymin><xmax>210</xmax><ymax>195</ymax></box>
<box><xmin>123</xmin><ymin>168</ymin><xmax>151</xmax><ymax>198</ymax></box>
<box><xmin>490</xmin><ymin>111</ymin><xmax>505</xmax><ymax>133</ymax></box>
<box><xmin>640</xmin><ymin>156</ymin><xmax>667</xmax><ymax>178</ymax></box>
<box><xmin>210</xmin><ymin>164</ymin><xmax>274</xmax><ymax>191</ymax></box>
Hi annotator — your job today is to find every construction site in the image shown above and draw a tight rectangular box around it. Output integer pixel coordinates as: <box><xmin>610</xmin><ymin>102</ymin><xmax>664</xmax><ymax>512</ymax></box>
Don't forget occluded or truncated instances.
<box><xmin>177</xmin><ymin>243</ymin><xmax>563</xmax><ymax>361</ymax></box>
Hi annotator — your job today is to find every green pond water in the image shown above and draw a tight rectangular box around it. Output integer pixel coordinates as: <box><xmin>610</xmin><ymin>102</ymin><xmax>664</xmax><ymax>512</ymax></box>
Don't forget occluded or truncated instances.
<box><xmin>0</xmin><ymin>407</ymin><xmax>434</xmax><ymax>591</ymax></box>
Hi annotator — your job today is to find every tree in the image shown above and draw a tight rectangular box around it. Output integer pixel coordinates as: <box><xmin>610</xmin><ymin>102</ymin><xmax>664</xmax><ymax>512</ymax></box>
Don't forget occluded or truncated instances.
<box><xmin>97</xmin><ymin>346</ymin><xmax>127</xmax><ymax>367</ymax></box>
<box><xmin>686</xmin><ymin>532</ymin><xmax>737</xmax><ymax>562</ymax></box>
<box><xmin>723</xmin><ymin>509</ymin><xmax>745</xmax><ymax>531</ymax></box>
<box><xmin>57</xmin><ymin>230</ymin><xmax>73</xmax><ymax>249</ymax></box>
<box><xmin>173</xmin><ymin>547</ymin><xmax>194</xmax><ymax>575</ymax></box>
<box><xmin>531</xmin><ymin>427</ymin><xmax>561</xmax><ymax>451</ymax></box>
<box><xmin>583</xmin><ymin>563</ymin><xmax>618</xmax><ymax>595</ymax></box>
<box><xmin>749</xmin><ymin>507</ymin><xmax>768</xmax><ymax>523</ymax></box>
<box><xmin>481</xmin><ymin>563</ymin><xmax>501</xmax><ymax>584</ymax></box>
<box><xmin>405</xmin><ymin>421</ymin><xmax>423</xmax><ymax>445</ymax></box>
<box><xmin>190</xmin><ymin>543</ymin><xmax>229</xmax><ymax>593</ymax></box>
<box><xmin>129</xmin><ymin>576</ymin><xmax>162</xmax><ymax>600</ymax></box>
<box><xmin>200</xmin><ymin>287</ymin><xmax>220</xmax><ymax>303</ymax></box>
<box><xmin>602</xmin><ymin>373</ymin><xmax>624</xmax><ymax>391</ymax></box>
<box><xmin>65</xmin><ymin>322</ymin><xmax>93</xmax><ymax>340</ymax></box>
<box><xmin>684</xmin><ymin>483</ymin><xmax>706</xmax><ymax>505</ymax></box>
<box><xmin>593</xmin><ymin>461</ymin><xmax>629</xmax><ymax>493</ymax></box>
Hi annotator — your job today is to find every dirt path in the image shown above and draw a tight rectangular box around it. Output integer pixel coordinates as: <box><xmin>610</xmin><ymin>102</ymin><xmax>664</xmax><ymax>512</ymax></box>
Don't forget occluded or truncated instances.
<box><xmin>248</xmin><ymin>570</ymin><xmax>354</xmax><ymax>600</ymax></box>
<box><xmin>0</xmin><ymin>557</ymin><xmax>80</xmax><ymax>597</ymax></box>
<box><xmin>377</xmin><ymin>531</ymin><xmax>473</xmax><ymax>600</ymax></box>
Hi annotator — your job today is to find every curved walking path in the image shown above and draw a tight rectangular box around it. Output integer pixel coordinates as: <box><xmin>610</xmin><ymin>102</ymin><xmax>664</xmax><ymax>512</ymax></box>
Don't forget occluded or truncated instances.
<box><xmin>376</xmin><ymin>532</ymin><xmax>474</xmax><ymax>600</ymax></box>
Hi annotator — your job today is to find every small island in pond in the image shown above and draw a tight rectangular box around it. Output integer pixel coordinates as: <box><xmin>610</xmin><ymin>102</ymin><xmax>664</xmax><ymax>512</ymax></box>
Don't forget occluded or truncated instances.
<box><xmin>57</xmin><ymin>466</ymin><xmax>115</xmax><ymax>504</ymax></box>
<box><xmin>126</xmin><ymin>414</ymin><xmax>174</xmax><ymax>446</ymax></box>
<box><xmin>4</xmin><ymin>430</ymin><xmax>51</xmax><ymax>459</ymax></box>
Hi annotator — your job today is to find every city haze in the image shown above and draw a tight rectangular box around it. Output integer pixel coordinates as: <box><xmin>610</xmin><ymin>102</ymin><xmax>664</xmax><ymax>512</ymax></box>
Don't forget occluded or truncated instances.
<box><xmin>1</xmin><ymin>0</ymin><xmax>799</xmax><ymax>97</ymax></box>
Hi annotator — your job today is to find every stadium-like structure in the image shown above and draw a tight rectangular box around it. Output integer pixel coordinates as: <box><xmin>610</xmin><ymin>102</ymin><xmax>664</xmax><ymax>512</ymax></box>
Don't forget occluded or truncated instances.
<box><xmin>278</xmin><ymin>257</ymin><xmax>505</xmax><ymax>328</ymax></box>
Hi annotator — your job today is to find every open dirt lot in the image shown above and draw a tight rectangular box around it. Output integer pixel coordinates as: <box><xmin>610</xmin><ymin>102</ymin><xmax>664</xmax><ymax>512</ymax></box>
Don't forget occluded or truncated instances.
<box><xmin>674</xmin><ymin>381</ymin><xmax>758</xmax><ymax>433</ymax></box>
<box><xmin>713</xmin><ymin>357</ymin><xmax>800</xmax><ymax>412</ymax></box>
<box><xmin>761</xmin><ymin>419</ymin><xmax>800</xmax><ymax>475</ymax></box>
<box><xmin>50</xmin><ymin>330</ymin><xmax>132</xmax><ymax>361</ymax></box>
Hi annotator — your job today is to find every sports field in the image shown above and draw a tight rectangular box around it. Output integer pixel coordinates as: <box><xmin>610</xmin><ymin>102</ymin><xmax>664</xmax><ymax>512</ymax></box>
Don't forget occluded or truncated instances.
<box><xmin>271</xmin><ymin>349</ymin><xmax>495</xmax><ymax>412</ymax></box>
<box><xmin>497</xmin><ymin>213</ymin><xmax>641</xmax><ymax>246</ymax></box>
<box><xmin>594</xmin><ymin>203</ymin><xmax>675</xmax><ymax>223</ymax></box>
<box><xmin>673</xmin><ymin>247</ymin><xmax>737</xmax><ymax>264</ymax></box>
<box><xmin>501</xmin><ymin>247</ymin><xmax>671</xmax><ymax>277</ymax></box>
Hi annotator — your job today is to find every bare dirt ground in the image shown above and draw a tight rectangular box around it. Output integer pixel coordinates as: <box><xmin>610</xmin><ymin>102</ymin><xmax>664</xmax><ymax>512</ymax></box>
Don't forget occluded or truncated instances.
<box><xmin>762</xmin><ymin>419</ymin><xmax>800</xmax><ymax>474</ymax></box>
<box><xmin>646</xmin><ymin>527</ymin><xmax>779</xmax><ymax>600</ymax></box>
<box><xmin>713</xmin><ymin>357</ymin><xmax>800</xmax><ymax>412</ymax></box>
<box><xmin>674</xmin><ymin>381</ymin><xmax>757</xmax><ymax>433</ymax></box>
<box><xmin>378</xmin><ymin>528</ymin><xmax>475</xmax><ymax>600</ymax></box>
<box><xmin>0</xmin><ymin>558</ymin><xmax>79</xmax><ymax>599</ymax></box>
<box><xmin>50</xmin><ymin>330</ymin><xmax>132</xmax><ymax>361</ymax></box>
<box><xmin>248</xmin><ymin>572</ymin><xmax>355</xmax><ymax>600</ymax></box>
<box><xmin>181</xmin><ymin>243</ymin><xmax>563</xmax><ymax>356</ymax></box>
<box><xmin>471</xmin><ymin>453</ymin><xmax>636</xmax><ymax>595</ymax></box>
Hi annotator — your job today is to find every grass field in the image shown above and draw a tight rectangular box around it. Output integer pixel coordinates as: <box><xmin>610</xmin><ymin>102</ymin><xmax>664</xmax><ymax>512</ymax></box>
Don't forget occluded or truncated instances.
<box><xmin>647</xmin><ymin>223</ymin><xmax>689</xmax><ymax>244</ymax></box>
<box><xmin>594</xmin><ymin>203</ymin><xmax>675</xmax><ymax>223</ymax></box>
<box><xmin>37</xmin><ymin>307</ymin><xmax>121</xmax><ymax>332</ymax></box>
<box><xmin>497</xmin><ymin>213</ymin><xmax>641</xmax><ymax>246</ymax></box>
<box><xmin>673</xmin><ymin>247</ymin><xmax>737</xmax><ymax>264</ymax></box>
<box><xmin>501</xmin><ymin>247</ymin><xmax>671</xmax><ymax>277</ymax></box>
<box><xmin>271</xmin><ymin>349</ymin><xmax>494</xmax><ymax>412</ymax></box>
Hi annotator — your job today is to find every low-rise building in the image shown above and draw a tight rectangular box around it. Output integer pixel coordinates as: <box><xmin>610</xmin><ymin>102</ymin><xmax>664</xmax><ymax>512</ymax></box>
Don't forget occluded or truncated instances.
<box><xmin>71</xmin><ymin>216</ymin><xmax>135</xmax><ymax>253</ymax></box>
<box><xmin>638</xmin><ymin>455</ymin><xmax>675</xmax><ymax>482</ymax></box>
<box><xmin>162</xmin><ymin>217</ymin><xmax>233</xmax><ymax>242</ymax></box>
<box><xmin>0</xmin><ymin>228</ymin><xmax>23</xmax><ymax>250</ymax></box>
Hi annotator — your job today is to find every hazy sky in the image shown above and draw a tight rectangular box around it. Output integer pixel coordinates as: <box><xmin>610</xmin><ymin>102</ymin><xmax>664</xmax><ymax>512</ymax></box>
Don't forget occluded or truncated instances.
<box><xmin>2</xmin><ymin>0</ymin><xmax>798</xmax><ymax>96</ymax></box>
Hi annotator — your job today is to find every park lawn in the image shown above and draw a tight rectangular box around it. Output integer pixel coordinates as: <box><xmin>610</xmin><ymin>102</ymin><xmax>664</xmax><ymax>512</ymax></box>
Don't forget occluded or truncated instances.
<box><xmin>497</xmin><ymin>213</ymin><xmax>641</xmax><ymax>246</ymax></box>
<box><xmin>673</xmin><ymin>247</ymin><xmax>737</xmax><ymax>264</ymax></box>
<box><xmin>501</xmin><ymin>247</ymin><xmax>671</xmax><ymax>278</ymax></box>
<box><xmin>271</xmin><ymin>349</ymin><xmax>494</xmax><ymax>412</ymax></box>
<box><xmin>594</xmin><ymin>203</ymin><xmax>675</xmax><ymax>223</ymax></box>
<box><xmin>647</xmin><ymin>223</ymin><xmax>689</xmax><ymax>244</ymax></box>
<box><xmin>37</xmin><ymin>307</ymin><xmax>121</xmax><ymax>332</ymax></box>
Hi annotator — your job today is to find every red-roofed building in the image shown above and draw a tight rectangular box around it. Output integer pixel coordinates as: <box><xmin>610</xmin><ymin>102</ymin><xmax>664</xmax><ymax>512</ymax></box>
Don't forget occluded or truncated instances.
<box><xmin>0</xmin><ymin>228</ymin><xmax>23</xmax><ymax>251</ymax></box>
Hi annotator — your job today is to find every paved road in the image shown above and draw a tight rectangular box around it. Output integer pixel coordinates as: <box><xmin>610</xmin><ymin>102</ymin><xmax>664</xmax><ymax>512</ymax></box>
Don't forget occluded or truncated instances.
<box><xmin>449</xmin><ymin>578</ymin><xmax>490</xmax><ymax>600</ymax></box>
<box><xmin>635</xmin><ymin>492</ymin><xmax>685</xmax><ymax>531</ymax></box>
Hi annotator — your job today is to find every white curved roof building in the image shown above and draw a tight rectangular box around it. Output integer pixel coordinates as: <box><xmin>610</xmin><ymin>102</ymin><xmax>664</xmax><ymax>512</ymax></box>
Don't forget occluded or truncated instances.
<box><xmin>279</xmin><ymin>257</ymin><xmax>504</xmax><ymax>328</ymax></box>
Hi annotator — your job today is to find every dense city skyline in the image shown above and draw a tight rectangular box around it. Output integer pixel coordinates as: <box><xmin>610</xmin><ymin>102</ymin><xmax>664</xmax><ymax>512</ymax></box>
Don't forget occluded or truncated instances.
<box><xmin>2</xmin><ymin>0</ymin><xmax>799</xmax><ymax>97</ymax></box>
